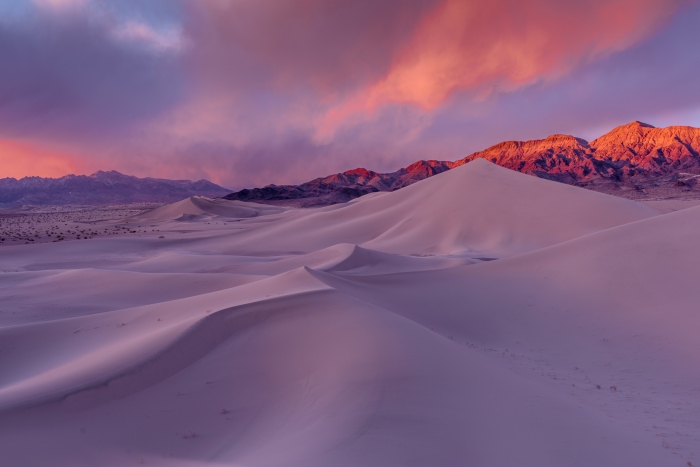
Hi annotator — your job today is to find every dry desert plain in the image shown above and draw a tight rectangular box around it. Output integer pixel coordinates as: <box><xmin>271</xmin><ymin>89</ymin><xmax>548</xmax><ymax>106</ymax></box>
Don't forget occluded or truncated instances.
<box><xmin>1</xmin><ymin>159</ymin><xmax>700</xmax><ymax>466</ymax></box>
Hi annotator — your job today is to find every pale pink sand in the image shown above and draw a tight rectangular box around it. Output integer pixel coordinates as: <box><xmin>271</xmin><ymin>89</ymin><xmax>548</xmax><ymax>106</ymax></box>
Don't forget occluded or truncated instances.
<box><xmin>640</xmin><ymin>198</ymin><xmax>700</xmax><ymax>213</ymax></box>
<box><xmin>0</xmin><ymin>161</ymin><xmax>696</xmax><ymax>466</ymax></box>
<box><xmin>131</xmin><ymin>196</ymin><xmax>289</xmax><ymax>222</ymax></box>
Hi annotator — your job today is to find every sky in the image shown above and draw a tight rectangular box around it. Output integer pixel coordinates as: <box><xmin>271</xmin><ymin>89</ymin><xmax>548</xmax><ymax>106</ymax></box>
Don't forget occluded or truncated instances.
<box><xmin>1</xmin><ymin>0</ymin><xmax>700</xmax><ymax>189</ymax></box>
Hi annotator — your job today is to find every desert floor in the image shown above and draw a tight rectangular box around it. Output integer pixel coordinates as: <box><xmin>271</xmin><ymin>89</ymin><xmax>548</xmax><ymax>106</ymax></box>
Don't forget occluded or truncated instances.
<box><xmin>1</xmin><ymin>160</ymin><xmax>698</xmax><ymax>466</ymax></box>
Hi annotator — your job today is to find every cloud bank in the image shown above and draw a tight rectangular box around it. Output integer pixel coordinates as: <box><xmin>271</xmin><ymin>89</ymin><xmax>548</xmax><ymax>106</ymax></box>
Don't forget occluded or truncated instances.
<box><xmin>0</xmin><ymin>0</ymin><xmax>698</xmax><ymax>187</ymax></box>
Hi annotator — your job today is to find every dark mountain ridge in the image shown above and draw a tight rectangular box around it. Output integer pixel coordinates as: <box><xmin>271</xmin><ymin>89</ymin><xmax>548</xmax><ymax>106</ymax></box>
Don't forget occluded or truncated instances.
<box><xmin>225</xmin><ymin>160</ymin><xmax>455</xmax><ymax>207</ymax></box>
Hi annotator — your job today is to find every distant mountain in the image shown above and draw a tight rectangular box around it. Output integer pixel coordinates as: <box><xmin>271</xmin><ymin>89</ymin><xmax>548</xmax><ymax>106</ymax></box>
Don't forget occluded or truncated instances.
<box><xmin>224</xmin><ymin>122</ymin><xmax>700</xmax><ymax>206</ymax></box>
<box><xmin>224</xmin><ymin>160</ymin><xmax>455</xmax><ymax>207</ymax></box>
<box><xmin>0</xmin><ymin>170</ymin><xmax>231</xmax><ymax>207</ymax></box>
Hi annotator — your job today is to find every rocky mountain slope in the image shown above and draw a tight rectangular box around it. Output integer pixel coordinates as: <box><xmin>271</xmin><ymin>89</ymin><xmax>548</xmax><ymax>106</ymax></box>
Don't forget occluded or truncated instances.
<box><xmin>224</xmin><ymin>122</ymin><xmax>700</xmax><ymax>206</ymax></box>
<box><xmin>459</xmin><ymin>121</ymin><xmax>700</xmax><ymax>181</ymax></box>
<box><xmin>0</xmin><ymin>171</ymin><xmax>231</xmax><ymax>207</ymax></box>
<box><xmin>225</xmin><ymin>160</ymin><xmax>454</xmax><ymax>207</ymax></box>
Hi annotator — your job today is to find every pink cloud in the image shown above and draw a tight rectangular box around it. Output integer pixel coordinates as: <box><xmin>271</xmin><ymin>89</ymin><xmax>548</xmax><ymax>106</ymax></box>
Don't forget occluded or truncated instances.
<box><xmin>315</xmin><ymin>0</ymin><xmax>691</xmax><ymax>139</ymax></box>
<box><xmin>368</xmin><ymin>0</ymin><xmax>690</xmax><ymax>109</ymax></box>
<box><xmin>0</xmin><ymin>139</ymin><xmax>88</xmax><ymax>179</ymax></box>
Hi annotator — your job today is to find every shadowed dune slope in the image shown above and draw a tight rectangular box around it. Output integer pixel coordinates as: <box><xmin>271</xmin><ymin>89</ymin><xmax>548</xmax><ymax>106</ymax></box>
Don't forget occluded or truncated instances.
<box><xmin>0</xmin><ymin>267</ymin><xmax>675</xmax><ymax>466</ymax></box>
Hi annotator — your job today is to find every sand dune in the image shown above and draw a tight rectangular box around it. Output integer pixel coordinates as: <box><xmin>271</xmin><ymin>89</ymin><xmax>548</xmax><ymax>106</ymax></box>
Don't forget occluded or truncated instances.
<box><xmin>640</xmin><ymin>198</ymin><xmax>700</xmax><ymax>213</ymax></box>
<box><xmin>132</xmin><ymin>196</ymin><xmax>288</xmax><ymax>222</ymax></box>
<box><xmin>0</xmin><ymin>268</ymin><xmax>262</xmax><ymax>324</ymax></box>
<box><xmin>1</xmin><ymin>161</ymin><xmax>698</xmax><ymax>466</ymax></box>
<box><xmin>220</xmin><ymin>159</ymin><xmax>657</xmax><ymax>257</ymax></box>
<box><xmin>308</xmin><ymin>207</ymin><xmax>700</xmax><ymax>463</ymax></box>
<box><xmin>314</xmin><ymin>243</ymin><xmax>470</xmax><ymax>274</ymax></box>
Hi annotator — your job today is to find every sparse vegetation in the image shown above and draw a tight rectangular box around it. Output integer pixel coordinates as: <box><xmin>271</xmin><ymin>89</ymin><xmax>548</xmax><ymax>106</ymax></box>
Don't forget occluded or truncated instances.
<box><xmin>0</xmin><ymin>204</ymin><xmax>162</xmax><ymax>246</ymax></box>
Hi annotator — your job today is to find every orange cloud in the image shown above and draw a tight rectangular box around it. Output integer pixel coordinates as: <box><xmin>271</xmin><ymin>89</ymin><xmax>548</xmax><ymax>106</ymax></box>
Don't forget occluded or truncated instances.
<box><xmin>314</xmin><ymin>0</ymin><xmax>691</xmax><ymax>142</ymax></box>
<box><xmin>0</xmin><ymin>139</ymin><xmax>86</xmax><ymax>179</ymax></box>
<box><xmin>364</xmin><ymin>0</ymin><xmax>689</xmax><ymax>110</ymax></box>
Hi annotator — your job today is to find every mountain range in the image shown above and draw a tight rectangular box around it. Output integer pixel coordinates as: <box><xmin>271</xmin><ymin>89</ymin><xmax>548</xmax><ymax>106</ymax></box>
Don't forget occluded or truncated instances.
<box><xmin>0</xmin><ymin>171</ymin><xmax>230</xmax><ymax>207</ymax></box>
<box><xmin>3</xmin><ymin>121</ymin><xmax>698</xmax><ymax>208</ymax></box>
<box><xmin>224</xmin><ymin>121</ymin><xmax>700</xmax><ymax>206</ymax></box>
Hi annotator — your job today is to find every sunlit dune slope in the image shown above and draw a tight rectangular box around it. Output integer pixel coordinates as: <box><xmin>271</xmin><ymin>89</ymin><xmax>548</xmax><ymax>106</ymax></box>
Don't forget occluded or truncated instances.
<box><xmin>224</xmin><ymin>159</ymin><xmax>657</xmax><ymax>257</ymax></box>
